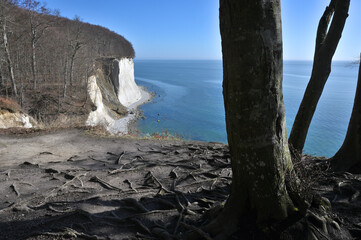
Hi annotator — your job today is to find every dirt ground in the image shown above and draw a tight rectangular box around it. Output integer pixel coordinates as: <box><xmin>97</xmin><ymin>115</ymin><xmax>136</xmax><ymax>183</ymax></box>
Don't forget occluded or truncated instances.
<box><xmin>0</xmin><ymin>129</ymin><xmax>360</xmax><ymax>240</ymax></box>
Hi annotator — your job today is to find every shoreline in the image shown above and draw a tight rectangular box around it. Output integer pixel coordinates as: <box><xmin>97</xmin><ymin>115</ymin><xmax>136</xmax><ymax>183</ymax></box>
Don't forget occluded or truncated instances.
<box><xmin>110</xmin><ymin>86</ymin><xmax>153</xmax><ymax>135</ymax></box>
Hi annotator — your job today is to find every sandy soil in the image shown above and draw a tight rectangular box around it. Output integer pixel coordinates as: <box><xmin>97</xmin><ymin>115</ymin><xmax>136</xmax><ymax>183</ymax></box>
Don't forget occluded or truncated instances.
<box><xmin>0</xmin><ymin>129</ymin><xmax>231</xmax><ymax>239</ymax></box>
<box><xmin>0</xmin><ymin>129</ymin><xmax>360</xmax><ymax>239</ymax></box>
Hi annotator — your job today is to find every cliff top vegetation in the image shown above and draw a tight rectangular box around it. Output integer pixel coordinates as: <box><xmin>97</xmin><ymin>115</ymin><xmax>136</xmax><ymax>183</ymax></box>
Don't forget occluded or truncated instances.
<box><xmin>0</xmin><ymin>0</ymin><xmax>134</xmax><ymax>125</ymax></box>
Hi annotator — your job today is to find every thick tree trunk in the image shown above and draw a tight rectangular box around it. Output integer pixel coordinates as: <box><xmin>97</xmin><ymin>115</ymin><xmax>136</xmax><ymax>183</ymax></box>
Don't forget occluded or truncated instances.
<box><xmin>201</xmin><ymin>1</ymin><xmax>304</xmax><ymax>238</ymax></box>
<box><xmin>1</xmin><ymin>20</ymin><xmax>17</xmax><ymax>97</ymax></box>
<box><xmin>288</xmin><ymin>0</ymin><xmax>350</xmax><ymax>154</ymax></box>
<box><xmin>331</xmin><ymin>56</ymin><xmax>361</xmax><ymax>172</ymax></box>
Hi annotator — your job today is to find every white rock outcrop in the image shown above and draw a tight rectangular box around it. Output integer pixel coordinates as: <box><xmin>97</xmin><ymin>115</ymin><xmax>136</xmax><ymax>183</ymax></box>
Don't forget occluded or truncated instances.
<box><xmin>86</xmin><ymin>58</ymin><xmax>146</xmax><ymax>134</ymax></box>
<box><xmin>0</xmin><ymin>112</ymin><xmax>34</xmax><ymax>128</ymax></box>
<box><xmin>117</xmin><ymin>58</ymin><xmax>142</xmax><ymax>107</ymax></box>
<box><xmin>86</xmin><ymin>75</ymin><xmax>115</xmax><ymax>129</ymax></box>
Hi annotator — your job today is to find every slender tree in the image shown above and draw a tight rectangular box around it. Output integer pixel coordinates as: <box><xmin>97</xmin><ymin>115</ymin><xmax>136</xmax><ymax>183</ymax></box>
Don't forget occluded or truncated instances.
<box><xmin>199</xmin><ymin>0</ymin><xmax>306</xmax><ymax>238</ymax></box>
<box><xmin>331</xmin><ymin>55</ymin><xmax>361</xmax><ymax>172</ymax></box>
<box><xmin>0</xmin><ymin>43</ymin><xmax>4</xmax><ymax>88</ymax></box>
<box><xmin>0</xmin><ymin>2</ymin><xmax>17</xmax><ymax>97</ymax></box>
<box><xmin>0</xmin><ymin>56</ymin><xmax>3</xmax><ymax>89</ymax></box>
<box><xmin>20</xmin><ymin>0</ymin><xmax>51</xmax><ymax>89</ymax></box>
<box><xmin>68</xmin><ymin>16</ymin><xmax>84</xmax><ymax>87</ymax></box>
<box><xmin>62</xmin><ymin>55</ymin><xmax>68</xmax><ymax>97</ymax></box>
<box><xmin>288</xmin><ymin>0</ymin><xmax>350</xmax><ymax>154</ymax></box>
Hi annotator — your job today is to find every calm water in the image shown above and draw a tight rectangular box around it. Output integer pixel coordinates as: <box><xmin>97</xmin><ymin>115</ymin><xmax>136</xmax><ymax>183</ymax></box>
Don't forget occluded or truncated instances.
<box><xmin>134</xmin><ymin>60</ymin><xmax>358</xmax><ymax>157</ymax></box>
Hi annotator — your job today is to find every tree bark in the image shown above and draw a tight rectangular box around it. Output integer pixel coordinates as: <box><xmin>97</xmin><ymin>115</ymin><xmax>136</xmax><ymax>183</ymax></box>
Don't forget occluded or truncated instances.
<box><xmin>200</xmin><ymin>1</ymin><xmax>304</xmax><ymax>238</ymax></box>
<box><xmin>63</xmin><ymin>57</ymin><xmax>68</xmax><ymax>98</ymax></box>
<box><xmin>84</xmin><ymin>63</ymin><xmax>89</xmax><ymax>104</ymax></box>
<box><xmin>69</xmin><ymin>41</ymin><xmax>82</xmax><ymax>87</ymax></box>
<box><xmin>31</xmin><ymin>36</ymin><xmax>37</xmax><ymax>89</ymax></box>
<box><xmin>31</xmin><ymin>30</ymin><xmax>37</xmax><ymax>89</ymax></box>
<box><xmin>331</xmin><ymin>55</ymin><xmax>361</xmax><ymax>172</ymax></box>
<box><xmin>1</xmin><ymin>18</ymin><xmax>17</xmax><ymax>97</ymax></box>
<box><xmin>0</xmin><ymin>52</ymin><xmax>3</xmax><ymax>87</ymax></box>
<box><xmin>69</xmin><ymin>52</ymin><xmax>76</xmax><ymax>86</ymax></box>
<box><xmin>288</xmin><ymin>0</ymin><xmax>350</xmax><ymax>154</ymax></box>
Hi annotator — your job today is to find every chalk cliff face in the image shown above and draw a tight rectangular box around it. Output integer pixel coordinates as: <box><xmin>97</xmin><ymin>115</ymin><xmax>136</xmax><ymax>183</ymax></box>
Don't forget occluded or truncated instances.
<box><xmin>86</xmin><ymin>57</ymin><xmax>141</xmax><ymax>132</ymax></box>
<box><xmin>118</xmin><ymin>58</ymin><xmax>142</xmax><ymax>107</ymax></box>
<box><xmin>85</xmin><ymin>75</ymin><xmax>117</xmax><ymax>128</ymax></box>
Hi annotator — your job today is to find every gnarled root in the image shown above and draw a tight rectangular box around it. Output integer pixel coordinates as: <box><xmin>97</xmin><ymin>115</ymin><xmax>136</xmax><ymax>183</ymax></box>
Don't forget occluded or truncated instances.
<box><xmin>183</xmin><ymin>193</ymin><xmax>352</xmax><ymax>240</ymax></box>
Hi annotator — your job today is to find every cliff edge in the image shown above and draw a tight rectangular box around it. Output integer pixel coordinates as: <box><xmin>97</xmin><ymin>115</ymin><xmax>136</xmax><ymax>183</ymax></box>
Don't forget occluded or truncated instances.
<box><xmin>0</xmin><ymin>98</ymin><xmax>36</xmax><ymax>129</ymax></box>
<box><xmin>86</xmin><ymin>57</ymin><xmax>145</xmax><ymax>133</ymax></box>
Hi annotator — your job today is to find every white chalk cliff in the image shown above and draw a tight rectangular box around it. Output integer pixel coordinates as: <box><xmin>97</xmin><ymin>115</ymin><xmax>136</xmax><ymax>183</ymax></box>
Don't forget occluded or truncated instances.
<box><xmin>117</xmin><ymin>58</ymin><xmax>142</xmax><ymax>107</ymax></box>
<box><xmin>86</xmin><ymin>58</ymin><xmax>144</xmax><ymax>134</ymax></box>
<box><xmin>86</xmin><ymin>75</ymin><xmax>116</xmax><ymax>129</ymax></box>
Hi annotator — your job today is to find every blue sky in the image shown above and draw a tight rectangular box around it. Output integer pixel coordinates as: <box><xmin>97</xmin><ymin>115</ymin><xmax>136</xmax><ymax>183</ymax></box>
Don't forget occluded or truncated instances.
<box><xmin>43</xmin><ymin>0</ymin><xmax>360</xmax><ymax>60</ymax></box>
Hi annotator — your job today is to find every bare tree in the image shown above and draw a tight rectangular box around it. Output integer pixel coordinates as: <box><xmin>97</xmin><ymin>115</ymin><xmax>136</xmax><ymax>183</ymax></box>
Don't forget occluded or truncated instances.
<box><xmin>199</xmin><ymin>0</ymin><xmax>306</xmax><ymax>238</ymax></box>
<box><xmin>68</xmin><ymin>17</ymin><xmax>84</xmax><ymax>87</ymax></box>
<box><xmin>289</xmin><ymin>0</ymin><xmax>350</xmax><ymax>154</ymax></box>
<box><xmin>0</xmin><ymin>54</ymin><xmax>3</xmax><ymax>89</ymax></box>
<box><xmin>62</xmin><ymin>54</ymin><xmax>68</xmax><ymax>97</ymax></box>
<box><xmin>0</xmin><ymin>0</ymin><xmax>17</xmax><ymax>97</ymax></box>
<box><xmin>20</xmin><ymin>0</ymin><xmax>52</xmax><ymax>89</ymax></box>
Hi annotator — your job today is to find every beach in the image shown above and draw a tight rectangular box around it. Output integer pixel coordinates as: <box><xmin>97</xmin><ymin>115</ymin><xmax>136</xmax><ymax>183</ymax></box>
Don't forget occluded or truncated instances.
<box><xmin>110</xmin><ymin>86</ymin><xmax>152</xmax><ymax>135</ymax></box>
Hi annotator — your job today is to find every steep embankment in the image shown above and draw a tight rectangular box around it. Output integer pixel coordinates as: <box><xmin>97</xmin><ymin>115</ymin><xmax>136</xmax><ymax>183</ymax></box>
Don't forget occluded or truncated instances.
<box><xmin>0</xmin><ymin>57</ymin><xmax>146</xmax><ymax>132</ymax></box>
<box><xmin>0</xmin><ymin>98</ymin><xmax>36</xmax><ymax>129</ymax></box>
<box><xmin>1</xmin><ymin>3</ymin><xmax>136</xmax><ymax>128</ymax></box>
<box><xmin>86</xmin><ymin>57</ymin><xmax>146</xmax><ymax>134</ymax></box>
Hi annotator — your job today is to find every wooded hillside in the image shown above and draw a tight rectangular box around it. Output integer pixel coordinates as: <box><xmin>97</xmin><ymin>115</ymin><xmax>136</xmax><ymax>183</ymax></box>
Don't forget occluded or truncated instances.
<box><xmin>0</xmin><ymin>0</ymin><xmax>134</xmax><ymax>124</ymax></box>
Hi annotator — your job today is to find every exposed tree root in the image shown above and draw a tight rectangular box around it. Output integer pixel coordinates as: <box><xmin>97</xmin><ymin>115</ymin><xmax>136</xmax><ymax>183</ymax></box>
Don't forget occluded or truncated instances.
<box><xmin>0</xmin><ymin>136</ymin><xmax>358</xmax><ymax>240</ymax></box>
<box><xmin>90</xmin><ymin>176</ymin><xmax>122</xmax><ymax>191</ymax></box>
<box><xmin>116</xmin><ymin>151</ymin><xmax>125</xmax><ymax>164</ymax></box>
<box><xmin>181</xmin><ymin>222</ymin><xmax>213</xmax><ymax>240</ymax></box>
<box><xmin>32</xmin><ymin>227</ymin><xmax>107</xmax><ymax>240</ymax></box>
<box><xmin>10</xmin><ymin>183</ymin><xmax>20</xmax><ymax>197</ymax></box>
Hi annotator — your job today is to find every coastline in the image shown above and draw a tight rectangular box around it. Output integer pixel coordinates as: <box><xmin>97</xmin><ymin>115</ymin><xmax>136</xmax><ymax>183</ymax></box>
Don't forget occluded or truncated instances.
<box><xmin>110</xmin><ymin>86</ymin><xmax>153</xmax><ymax>135</ymax></box>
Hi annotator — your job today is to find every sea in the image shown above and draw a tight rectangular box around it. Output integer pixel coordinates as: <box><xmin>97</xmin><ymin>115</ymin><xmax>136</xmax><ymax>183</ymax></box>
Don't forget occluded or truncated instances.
<box><xmin>134</xmin><ymin>60</ymin><xmax>359</xmax><ymax>158</ymax></box>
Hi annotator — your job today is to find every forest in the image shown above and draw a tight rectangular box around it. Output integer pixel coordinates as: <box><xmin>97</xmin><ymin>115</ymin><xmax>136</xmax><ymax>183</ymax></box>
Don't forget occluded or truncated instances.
<box><xmin>0</xmin><ymin>0</ymin><xmax>134</xmax><ymax>125</ymax></box>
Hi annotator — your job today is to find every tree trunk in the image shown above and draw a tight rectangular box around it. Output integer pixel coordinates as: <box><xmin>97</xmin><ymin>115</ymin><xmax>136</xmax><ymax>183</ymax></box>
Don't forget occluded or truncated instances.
<box><xmin>331</xmin><ymin>55</ymin><xmax>361</xmax><ymax>172</ymax></box>
<box><xmin>1</xmin><ymin>20</ymin><xmax>17</xmax><ymax>97</ymax></box>
<box><xmin>0</xmin><ymin>56</ymin><xmax>3</xmax><ymax>87</ymax></box>
<box><xmin>201</xmin><ymin>1</ymin><xmax>304</xmax><ymax>238</ymax></box>
<box><xmin>63</xmin><ymin>57</ymin><xmax>68</xmax><ymax>98</ymax></box>
<box><xmin>20</xmin><ymin>76</ymin><xmax>24</xmax><ymax>107</ymax></box>
<box><xmin>288</xmin><ymin>0</ymin><xmax>350</xmax><ymax>154</ymax></box>
<box><xmin>84</xmin><ymin>63</ymin><xmax>89</xmax><ymax>105</ymax></box>
<box><xmin>31</xmin><ymin>35</ymin><xmax>37</xmax><ymax>89</ymax></box>
<box><xmin>69</xmin><ymin>53</ymin><xmax>75</xmax><ymax>86</ymax></box>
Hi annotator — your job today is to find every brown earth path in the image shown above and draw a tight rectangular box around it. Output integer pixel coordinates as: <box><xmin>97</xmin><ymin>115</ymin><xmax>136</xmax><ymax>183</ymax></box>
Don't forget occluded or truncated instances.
<box><xmin>0</xmin><ymin>129</ymin><xmax>360</xmax><ymax>239</ymax></box>
<box><xmin>0</xmin><ymin>129</ymin><xmax>231</xmax><ymax>239</ymax></box>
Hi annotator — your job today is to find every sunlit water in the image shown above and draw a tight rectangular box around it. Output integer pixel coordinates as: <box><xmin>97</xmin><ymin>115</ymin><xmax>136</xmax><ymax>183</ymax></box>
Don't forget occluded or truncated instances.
<box><xmin>134</xmin><ymin>60</ymin><xmax>358</xmax><ymax>157</ymax></box>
